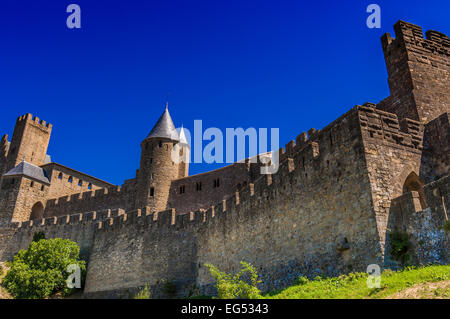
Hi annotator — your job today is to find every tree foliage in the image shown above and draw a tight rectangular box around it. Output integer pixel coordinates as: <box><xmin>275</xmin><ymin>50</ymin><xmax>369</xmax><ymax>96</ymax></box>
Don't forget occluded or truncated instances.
<box><xmin>389</xmin><ymin>230</ymin><xmax>412</xmax><ymax>266</ymax></box>
<box><xmin>3</xmin><ymin>238</ymin><xmax>86</xmax><ymax>299</ymax></box>
<box><xmin>205</xmin><ymin>261</ymin><xmax>262</xmax><ymax>299</ymax></box>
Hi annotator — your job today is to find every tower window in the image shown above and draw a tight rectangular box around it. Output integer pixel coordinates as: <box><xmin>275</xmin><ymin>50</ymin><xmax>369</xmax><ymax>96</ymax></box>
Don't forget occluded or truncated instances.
<box><xmin>30</xmin><ymin>181</ymin><xmax>34</xmax><ymax>188</ymax></box>
<box><xmin>68</xmin><ymin>176</ymin><xmax>73</xmax><ymax>183</ymax></box>
<box><xmin>41</xmin><ymin>185</ymin><xmax>45</xmax><ymax>191</ymax></box>
<box><xmin>150</xmin><ymin>158</ymin><xmax>153</xmax><ymax>164</ymax></box>
<box><xmin>78</xmin><ymin>180</ymin><xmax>83</xmax><ymax>187</ymax></box>
<box><xmin>150</xmin><ymin>187</ymin><xmax>155</xmax><ymax>197</ymax></box>
<box><xmin>88</xmin><ymin>183</ymin><xmax>92</xmax><ymax>190</ymax></box>
<box><xmin>213</xmin><ymin>178</ymin><xmax>220</xmax><ymax>188</ymax></box>
<box><xmin>159</xmin><ymin>141</ymin><xmax>163</xmax><ymax>148</ymax></box>
<box><xmin>58</xmin><ymin>173</ymin><xmax>63</xmax><ymax>180</ymax></box>
<box><xmin>180</xmin><ymin>185</ymin><xmax>185</xmax><ymax>194</ymax></box>
<box><xmin>196</xmin><ymin>182</ymin><xmax>202</xmax><ymax>191</ymax></box>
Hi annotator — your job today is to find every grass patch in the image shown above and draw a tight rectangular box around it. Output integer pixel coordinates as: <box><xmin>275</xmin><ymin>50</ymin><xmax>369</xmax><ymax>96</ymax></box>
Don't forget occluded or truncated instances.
<box><xmin>264</xmin><ymin>265</ymin><xmax>450</xmax><ymax>299</ymax></box>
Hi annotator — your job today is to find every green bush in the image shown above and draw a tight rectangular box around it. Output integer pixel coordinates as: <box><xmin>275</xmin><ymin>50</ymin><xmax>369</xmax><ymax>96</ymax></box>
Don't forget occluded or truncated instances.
<box><xmin>134</xmin><ymin>284</ymin><xmax>151</xmax><ymax>299</ymax></box>
<box><xmin>389</xmin><ymin>230</ymin><xmax>412</xmax><ymax>266</ymax></box>
<box><xmin>3</xmin><ymin>238</ymin><xmax>86</xmax><ymax>299</ymax></box>
<box><xmin>294</xmin><ymin>276</ymin><xmax>309</xmax><ymax>286</ymax></box>
<box><xmin>443</xmin><ymin>220</ymin><xmax>450</xmax><ymax>234</ymax></box>
<box><xmin>205</xmin><ymin>261</ymin><xmax>262</xmax><ymax>299</ymax></box>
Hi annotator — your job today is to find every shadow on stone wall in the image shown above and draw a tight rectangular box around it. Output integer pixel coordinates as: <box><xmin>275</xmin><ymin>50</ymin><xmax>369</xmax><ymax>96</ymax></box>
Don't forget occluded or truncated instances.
<box><xmin>385</xmin><ymin>176</ymin><xmax>449</xmax><ymax>268</ymax></box>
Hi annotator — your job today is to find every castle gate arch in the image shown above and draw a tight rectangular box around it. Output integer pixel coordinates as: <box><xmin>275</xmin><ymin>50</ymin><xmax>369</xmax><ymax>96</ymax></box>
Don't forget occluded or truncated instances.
<box><xmin>30</xmin><ymin>202</ymin><xmax>44</xmax><ymax>220</ymax></box>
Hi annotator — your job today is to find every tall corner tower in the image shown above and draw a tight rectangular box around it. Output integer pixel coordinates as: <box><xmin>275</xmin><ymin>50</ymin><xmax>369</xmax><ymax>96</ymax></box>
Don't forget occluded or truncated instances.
<box><xmin>5</xmin><ymin>114</ymin><xmax>53</xmax><ymax>171</ymax></box>
<box><xmin>135</xmin><ymin>105</ymin><xmax>181</xmax><ymax>212</ymax></box>
<box><xmin>380</xmin><ymin>20</ymin><xmax>450</xmax><ymax>123</ymax></box>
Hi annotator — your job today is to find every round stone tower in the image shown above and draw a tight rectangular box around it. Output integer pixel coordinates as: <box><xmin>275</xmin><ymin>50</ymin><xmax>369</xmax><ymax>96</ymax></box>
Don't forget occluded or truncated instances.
<box><xmin>136</xmin><ymin>104</ymin><xmax>180</xmax><ymax>213</ymax></box>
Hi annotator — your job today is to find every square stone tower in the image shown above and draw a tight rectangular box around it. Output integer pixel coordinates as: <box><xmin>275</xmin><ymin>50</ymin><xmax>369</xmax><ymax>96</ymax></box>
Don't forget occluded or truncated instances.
<box><xmin>4</xmin><ymin>114</ymin><xmax>52</xmax><ymax>172</ymax></box>
<box><xmin>380</xmin><ymin>20</ymin><xmax>450</xmax><ymax>123</ymax></box>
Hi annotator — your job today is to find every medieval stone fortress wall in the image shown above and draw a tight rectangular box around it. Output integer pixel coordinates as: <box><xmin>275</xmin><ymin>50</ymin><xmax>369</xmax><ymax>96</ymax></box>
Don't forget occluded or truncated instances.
<box><xmin>0</xmin><ymin>20</ymin><xmax>448</xmax><ymax>297</ymax></box>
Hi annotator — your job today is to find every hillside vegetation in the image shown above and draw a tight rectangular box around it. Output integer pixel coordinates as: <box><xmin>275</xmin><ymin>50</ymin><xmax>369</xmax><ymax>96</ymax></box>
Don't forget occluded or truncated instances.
<box><xmin>0</xmin><ymin>262</ymin><xmax>12</xmax><ymax>299</ymax></box>
<box><xmin>265</xmin><ymin>265</ymin><xmax>450</xmax><ymax>299</ymax></box>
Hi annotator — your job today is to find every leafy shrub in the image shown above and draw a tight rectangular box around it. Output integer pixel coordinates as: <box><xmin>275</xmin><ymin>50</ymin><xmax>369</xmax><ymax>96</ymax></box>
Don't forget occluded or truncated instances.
<box><xmin>3</xmin><ymin>238</ymin><xmax>86</xmax><ymax>299</ymax></box>
<box><xmin>134</xmin><ymin>284</ymin><xmax>151</xmax><ymax>299</ymax></box>
<box><xmin>389</xmin><ymin>230</ymin><xmax>412</xmax><ymax>266</ymax></box>
<box><xmin>294</xmin><ymin>276</ymin><xmax>309</xmax><ymax>285</ymax></box>
<box><xmin>443</xmin><ymin>220</ymin><xmax>450</xmax><ymax>234</ymax></box>
<box><xmin>205</xmin><ymin>261</ymin><xmax>262</xmax><ymax>299</ymax></box>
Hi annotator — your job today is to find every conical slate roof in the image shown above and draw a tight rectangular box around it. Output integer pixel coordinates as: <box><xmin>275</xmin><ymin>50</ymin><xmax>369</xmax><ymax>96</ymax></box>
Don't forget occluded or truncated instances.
<box><xmin>146</xmin><ymin>105</ymin><xmax>179</xmax><ymax>141</ymax></box>
<box><xmin>179</xmin><ymin>126</ymin><xmax>189</xmax><ymax>146</ymax></box>
<box><xmin>3</xmin><ymin>160</ymin><xmax>50</xmax><ymax>184</ymax></box>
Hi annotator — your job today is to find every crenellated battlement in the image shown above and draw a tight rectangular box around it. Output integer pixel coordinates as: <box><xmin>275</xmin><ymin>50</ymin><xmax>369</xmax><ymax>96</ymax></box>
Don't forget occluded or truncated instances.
<box><xmin>93</xmin><ymin>141</ymin><xmax>325</xmax><ymax>236</ymax></box>
<box><xmin>380</xmin><ymin>21</ymin><xmax>450</xmax><ymax>123</ymax></box>
<box><xmin>16</xmin><ymin>113</ymin><xmax>53</xmax><ymax>130</ymax></box>
<box><xmin>358</xmin><ymin>104</ymin><xmax>423</xmax><ymax>151</ymax></box>
<box><xmin>382</xmin><ymin>20</ymin><xmax>450</xmax><ymax>58</ymax></box>
<box><xmin>14</xmin><ymin>208</ymin><xmax>125</xmax><ymax>229</ymax></box>
<box><xmin>43</xmin><ymin>185</ymin><xmax>133</xmax><ymax>217</ymax></box>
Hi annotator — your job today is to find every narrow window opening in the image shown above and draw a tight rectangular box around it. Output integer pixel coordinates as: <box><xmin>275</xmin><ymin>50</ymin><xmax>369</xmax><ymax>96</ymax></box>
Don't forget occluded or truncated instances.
<box><xmin>68</xmin><ymin>176</ymin><xmax>73</xmax><ymax>183</ymax></box>
<box><xmin>150</xmin><ymin>187</ymin><xmax>155</xmax><ymax>197</ymax></box>
<box><xmin>88</xmin><ymin>183</ymin><xmax>92</xmax><ymax>190</ymax></box>
<box><xmin>58</xmin><ymin>173</ymin><xmax>63</xmax><ymax>180</ymax></box>
<box><xmin>78</xmin><ymin>180</ymin><xmax>83</xmax><ymax>187</ymax></box>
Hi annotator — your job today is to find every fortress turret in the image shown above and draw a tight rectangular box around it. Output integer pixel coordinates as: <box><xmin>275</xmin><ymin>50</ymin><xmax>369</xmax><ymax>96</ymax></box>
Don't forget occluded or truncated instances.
<box><xmin>4</xmin><ymin>114</ymin><xmax>52</xmax><ymax>171</ymax></box>
<box><xmin>380</xmin><ymin>21</ymin><xmax>450</xmax><ymax>123</ymax></box>
<box><xmin>135</xmin><ymin>105</ymin><xmax>182</xmax><ymax>212</ymax></box>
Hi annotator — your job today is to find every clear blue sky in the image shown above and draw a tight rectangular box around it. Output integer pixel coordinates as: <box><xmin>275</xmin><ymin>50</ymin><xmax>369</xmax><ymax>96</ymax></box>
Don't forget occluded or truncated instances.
<box><xmin>0</xmin><ymin>0</ymin><xmax>449</xmax><ymax>185</ymax></box>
